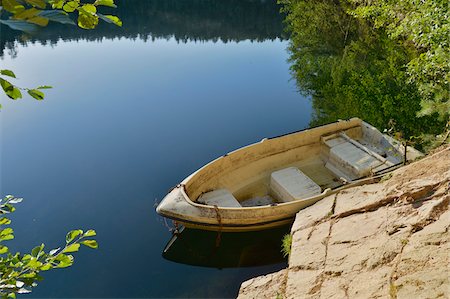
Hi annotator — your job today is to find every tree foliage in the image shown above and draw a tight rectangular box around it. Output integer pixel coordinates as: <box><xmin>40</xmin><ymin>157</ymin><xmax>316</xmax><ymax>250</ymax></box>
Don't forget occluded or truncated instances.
<box><xmin>348</xmin><ymin>0</ymin><xmax>449</xmax><ymax>119</ymax></box>
<box><xmin>0</xmin><ymin>0</ymin><xmax>122</xmax><ymax>107</ymax></box>
<box><xmin>0</xmin><ymin>195</ymin><xmax>98</xmax><ymax>298</ymax></box>
<box><xmin>280</xmin><ymin>0</ymin><xmax>447</xmax><ymax>145</ymax></box>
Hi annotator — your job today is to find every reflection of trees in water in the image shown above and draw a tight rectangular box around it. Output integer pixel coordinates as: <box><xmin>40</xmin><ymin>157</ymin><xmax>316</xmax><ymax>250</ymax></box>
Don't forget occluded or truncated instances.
<box><xmin>281</xmin><ymin>0</ymin><xmax>444</xmax><ymax>140</ymax></box>
<box><xmin>0</xmin><ymin>0</ymin><xmax>285</xmax><ymax>57</ymax></box>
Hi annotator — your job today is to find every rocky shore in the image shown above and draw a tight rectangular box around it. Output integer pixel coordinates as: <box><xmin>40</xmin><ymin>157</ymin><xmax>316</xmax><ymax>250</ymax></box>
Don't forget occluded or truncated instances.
<box><xmin>238</xmin><ymin>146</ymin><xmax>449</xmax><ymax>299</ymax></box>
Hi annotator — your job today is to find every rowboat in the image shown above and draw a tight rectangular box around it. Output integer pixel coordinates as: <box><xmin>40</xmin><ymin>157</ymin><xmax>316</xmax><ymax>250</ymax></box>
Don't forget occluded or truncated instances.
<box><xmin>156</xmin><ymin>118</ymin><xmax>421</xmax><ymax>232</ymax></box>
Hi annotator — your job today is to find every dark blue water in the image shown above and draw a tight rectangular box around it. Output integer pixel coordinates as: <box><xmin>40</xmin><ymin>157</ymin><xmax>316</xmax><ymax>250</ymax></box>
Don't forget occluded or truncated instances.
<box><xmin>0</xmin><ymin>1</ymin><xmax>311</xmax><ymax>297</ymax></box>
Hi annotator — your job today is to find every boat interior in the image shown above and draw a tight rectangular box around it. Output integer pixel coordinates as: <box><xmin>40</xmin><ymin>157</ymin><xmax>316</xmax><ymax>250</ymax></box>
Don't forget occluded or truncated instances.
<box><xmin>186</xmin><ymin>120</ymin><xmax>403</xmax><ymax>208</ymax></box>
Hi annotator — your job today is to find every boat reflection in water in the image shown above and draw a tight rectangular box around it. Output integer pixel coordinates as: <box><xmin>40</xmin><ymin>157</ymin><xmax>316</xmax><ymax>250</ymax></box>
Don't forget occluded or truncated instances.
<box><xmin>162</xmin><ymin>224</ymin><xmax>291</xmax><ymax>268</ymax></box>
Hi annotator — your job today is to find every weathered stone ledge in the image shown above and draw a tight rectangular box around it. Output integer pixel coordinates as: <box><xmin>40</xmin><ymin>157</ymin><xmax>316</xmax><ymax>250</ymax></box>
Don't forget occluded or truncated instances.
<box><xmin>238</xmin><ymin>146</ymin><xmax>449</xmax><ymax>299</ymax></box>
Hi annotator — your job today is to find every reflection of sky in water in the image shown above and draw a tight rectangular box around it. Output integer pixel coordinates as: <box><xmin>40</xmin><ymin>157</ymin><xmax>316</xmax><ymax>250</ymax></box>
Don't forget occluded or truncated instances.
<box><xmin>1</xmin><ymin>37</ymin><xmax>311</xmax><ymax>297</ymax></box>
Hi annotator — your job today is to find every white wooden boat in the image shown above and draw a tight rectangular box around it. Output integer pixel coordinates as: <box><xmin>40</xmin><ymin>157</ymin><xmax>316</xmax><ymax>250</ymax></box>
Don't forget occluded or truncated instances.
<box><xmin>156</xmin><ymin>118</ymin><xmax>421</xmax><ymax>232</ymax></box>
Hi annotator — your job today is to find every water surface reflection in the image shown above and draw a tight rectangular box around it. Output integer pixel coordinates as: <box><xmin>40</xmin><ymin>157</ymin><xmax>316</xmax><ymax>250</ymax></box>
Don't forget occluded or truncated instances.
<box><xmin>281</xmin><ymin>0</ymin><xmax>445</xmax><ymax>142</ymax></box>
<box><xmin>1</xmin><ymin>0</ymin><xmax>285</xmax><ymax>57</ymax></box>
<box><xmin>1</xmin><ymin>0</ymin><xmax>306</xmax><ymax>296</ymax></box>
<box><xmin>163</xmin><ymin>225</ymin><xmax>291</xmax><ymax>268</ymax></box>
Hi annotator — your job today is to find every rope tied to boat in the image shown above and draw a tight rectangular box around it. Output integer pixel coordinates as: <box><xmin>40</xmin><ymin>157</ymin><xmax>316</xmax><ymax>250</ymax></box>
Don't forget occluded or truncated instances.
<box><xmin>213</xmin><ymin>205</ymin><xmax>222</xmax><ymax>247</ymax></box>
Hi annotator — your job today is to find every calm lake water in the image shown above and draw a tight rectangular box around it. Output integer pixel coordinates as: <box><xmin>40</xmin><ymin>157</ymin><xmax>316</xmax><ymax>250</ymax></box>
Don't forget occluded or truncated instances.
<box><xmin>1</xmin><ymin>1</ymin><xmax>311</xmax><ymax>297</ymax></box>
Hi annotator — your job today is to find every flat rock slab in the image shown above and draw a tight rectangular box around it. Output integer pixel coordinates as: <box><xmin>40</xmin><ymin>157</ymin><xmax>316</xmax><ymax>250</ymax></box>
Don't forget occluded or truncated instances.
<box><xmin>291</xmin><ymin>193</ymin><xmax>335</xmax><ymax>233</ymax></box>
<box><xmin>393</xmin><ymin>209</ymin><xmax>449</xmax><ymax>299</ymax></box>
<box><xmin>290</xmin><ymin>221</ymin><xmax>330</xmax><ymax>270</ymax></box>
<box><xmin>238</xmin><ymin>147</ymin><xmax>450</xmax><ymax>299</ymax></box>
<box><xmin>285</xmin><ymin>269</ymin><xmax>321</xmax><ymax>299</ymax></box>
<box><xmin>326</xmin><ymin>209</ymin><xmax>407</xmax><ymax>274</ymax></box>
<box><xmin>237</xmin><ymin>269</ymin><xmax>287</xmax><ymax>299</ymax></box>
<box><xmin>333</xmin><ymin>183</ymin><xmax>386</xmax><ymax>216</ymax></box>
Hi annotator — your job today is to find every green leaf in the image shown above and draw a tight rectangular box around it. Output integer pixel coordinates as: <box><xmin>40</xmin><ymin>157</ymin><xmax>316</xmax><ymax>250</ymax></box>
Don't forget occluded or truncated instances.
<box><xmin>0</xmin><ymin>78</ymin><xmax>22</xmax><ymax>100</ymax></box>
<box><xmin>55</xmin><ymin>261</ymin><xmax>72</xmax><ymax>268</ymax></box>
<box><xmin>1</xmin><ymin>228</ymin><xmax>14</xmax><ymax>237</ymax></box>
<box><xmin>37</xmin><ymin>85</ymin><xmax>53</xmax><ymax>89</ymax></box>
<box><xmin>23</xmin><ymin>254</ymin><xmax>33</xmax><ymax>263</ymax></box>
<box><xmin>25</xmin><ymin>0</ymin><xmax>47</xmax><ymax>9</ymax></box>
<box><xmin>7</xmin><ymin>292</ymin><xmax>16</xmax><ymax>299</ymax></box>
<box><xmin>0</xmin><ymin>70</ymin><xmax>16</xmax><ymax>78</ymax></box>
<box><xmin>0</xmin><ymin>245</ymin><xmax>9</xmax><ymax>254</ymax></box>
<box><xmin>80</xmin><ymin>240</ymin><xmax>98</xmax><ymax>249</ymax></box>
<box><xmin>0</xmin><ymin>234</ymin><xmax>15</xmax><ymax>241</ymax></box>
<box><xmin>37</xmin><ymin>10</ymin><xmax>75</xmax><ymax>25</ymax></box>
<box><xmin>55</xmin><ymin>253</ymin><xmax>72</xmax><ymax>261</ymax></box>
<box><xmin>27</xmin><ymin>89</ymin><xmax>45</xmax><ymax>100</ymax></box>
<box><xmin>11</xmin><ymin>254</ymin><xmax>21</xmax><ymax>264</ymax></box>
<box><xmin>14</xmin><ymin>8</ymin><xmax>40</xmax><ymax>20</ymax></box>
<box><xmin>2</xmin><ymin>0</ymin><xmax>25</xmax><ymax>13</ymax></box>
<box><xmin>94</xmin><ymin>0</ymin><xmax>116</xmax><ymax>8</ymax></box>
<box><xmin>26</xmin><ymin>258</ymin><xmax>43</xmax><ymax>269</ymax></box>
<box><xmin>0</xmin><ymin>78</ymin><xmax>13</xmax><ymax>92</ymax></box>
<box><xmin>0</xmin><ymin>217</ymin><xmax>12</xmax><ymax>225</ymax></box>
<box><xmin>1</xmin><ymin>203</ymin><xmax>16</xmax><ymax>213</ymax></box>
<box><xmin>0</xmin><ymin>19</ymin><xmax>39</xmax><ymax>34</ymax></box>
<box><xmin>27</xmin><ymin>16</ymin><xmax>50</xmax><ymax>27</ymax></box>
<box><xmin>50</xmin><ymin>0</ymin><xmax>65</xmax><ymax>9</ymax></box>
<box><xmin>62</xmin><ymin>243</ymin><xmax>80</xmax><ymax>253</ymax></box>
<box><xmin>63</xmin><ymin>1</ymin><xmax>79</xmax><ymax>13</ymax></box>
<box><xmin>54</xmin><ymin>254</ymin><xmax>74</xmax><ymax>268</ymax></box>
<box><xmin>21</xmin><ymin>272</ymin><xmax>37</xmax><ymax>279</ymax></box>
<box><xmin>10</xmin><ymin>88</ymin><xmax>22</xmax><ymax>100</ymax></box>
<box><xmin>66</xmin><ymin>229</ymin><xmax>83</xmax><ymax>243</ymax></box>
<box><xmin>84</xmin><ymin>229</ymin><xmax>96</xmax><ymax>237</ymax></box>
<box><xmin>77</xmin><ymin>12</ymin><xmax>98</xmax><ymax>29</ymax></box>
<box><xmin>31</xmin><ymin>244</ymin><xmax>44</xmax><ymax>257</ymax></box>
<box><xmin>9</xmin><ymin>269</ymin><xmax>20</xmax><ymax>277</ymax></box>
<box><xmin>81</xmin><ymin>4</ymin><xmax>97</xmax><ymax>14</ymax></box>
<box><xmin>40</xmin><ymin>263</ymin><xmax>52</xmax><ymax>271</ymax></box>
<box><xmin>98</xmin><ymin>14</ymin><xmax>122</xmax><ymax>27</ymax></box>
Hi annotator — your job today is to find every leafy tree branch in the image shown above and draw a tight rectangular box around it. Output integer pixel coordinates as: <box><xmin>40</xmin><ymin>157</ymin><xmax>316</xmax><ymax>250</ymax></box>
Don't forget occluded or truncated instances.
<box><xmin>0</xmin><ymin>1</ymin><xmax>119</xmax><ymax>296</ymax></box>
<box><xmin>0</xmin><ymin>0</ymin><xmax>122</xmax><ymax>106</ymax></box>
<box><xmin>0</xmin><ymin>195</ymin><xmax>98</xmax><ymax>298</ymax></box>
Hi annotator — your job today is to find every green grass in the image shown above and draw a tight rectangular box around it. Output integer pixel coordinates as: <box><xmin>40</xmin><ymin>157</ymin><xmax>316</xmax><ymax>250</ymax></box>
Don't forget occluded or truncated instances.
<box><xmin>281</xmin><ymin>234</ymin><xmax>292</xmax><ymax>258</ymax></box>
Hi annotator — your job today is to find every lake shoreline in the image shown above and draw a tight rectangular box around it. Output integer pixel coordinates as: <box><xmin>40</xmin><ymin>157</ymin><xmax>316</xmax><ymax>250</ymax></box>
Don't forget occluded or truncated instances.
<box><xmin>238</xmin><ymin>145</ymin><xmax>449</xmax><ymax>298</ymax></box>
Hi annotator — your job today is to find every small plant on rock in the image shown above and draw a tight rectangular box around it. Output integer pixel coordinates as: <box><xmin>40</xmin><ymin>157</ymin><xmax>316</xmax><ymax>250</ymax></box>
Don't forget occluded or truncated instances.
<box><xmin>281</xmin><ymin>234</ymin><xmax>292</xmax><ymax>258</ymax></box>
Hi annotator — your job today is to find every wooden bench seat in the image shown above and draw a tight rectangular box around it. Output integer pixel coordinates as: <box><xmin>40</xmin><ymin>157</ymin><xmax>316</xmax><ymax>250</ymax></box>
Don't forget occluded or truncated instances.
<box><xmin>322</xmin><ymin>132</ymin><xmax>394</xmax><ymax>180</ymax></box>
<box><xmin>270</xmin><ymin>167</ymin><xmax>322</xmax><ymax>203</ymax></box>
<box><xmin>198</xmin><ymin>189</ymin><xmax>241</xmax><ymax>208</ymax></box>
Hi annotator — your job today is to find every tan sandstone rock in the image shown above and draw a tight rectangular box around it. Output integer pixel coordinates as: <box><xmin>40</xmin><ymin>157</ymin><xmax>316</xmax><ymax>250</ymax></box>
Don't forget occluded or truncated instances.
<box><xmin>237</xmin><ymin>269</ymin><xmax>287</xmax><ymax>299</ymax></box>
<box><xmin>238</xmin><ymin>147</ymin><xmax>449</xmax><ymax>299</ymax></box>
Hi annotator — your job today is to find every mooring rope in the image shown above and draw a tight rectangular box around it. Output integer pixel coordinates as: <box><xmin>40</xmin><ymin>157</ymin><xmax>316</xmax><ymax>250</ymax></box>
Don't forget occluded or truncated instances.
<box><xmin>213</xmin><ymin>205</ymin><xmax>222</xmax><ymax>247</ymax></box>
